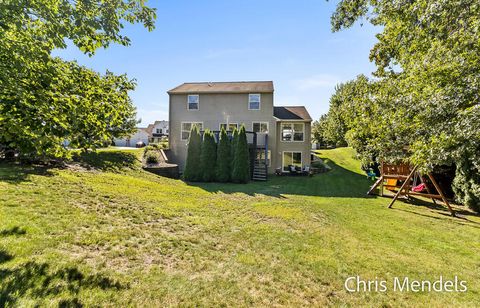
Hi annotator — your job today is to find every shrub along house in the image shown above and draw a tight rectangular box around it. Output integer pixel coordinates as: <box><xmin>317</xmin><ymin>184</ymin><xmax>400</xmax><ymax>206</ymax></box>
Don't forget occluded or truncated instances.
<box><xmin>168</xmin><ymin>81</ymin><xmax>312</xmax><ymax>180</ymax></box>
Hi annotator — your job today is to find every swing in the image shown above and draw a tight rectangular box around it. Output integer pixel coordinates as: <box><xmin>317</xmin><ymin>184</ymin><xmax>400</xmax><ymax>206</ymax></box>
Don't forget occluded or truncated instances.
<box><xmin>367</xmin><ymin>162</ymin><xmax>455</xmax><ymax>216</ymax></box>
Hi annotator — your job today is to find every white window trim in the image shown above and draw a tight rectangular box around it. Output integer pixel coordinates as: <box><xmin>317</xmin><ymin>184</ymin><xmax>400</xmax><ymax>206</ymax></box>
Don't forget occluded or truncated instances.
<box><xmin>252</xmin><ymin>121</ymin><xmax>269</xmax><ymax>133</ymax></box>
<box><xmin>282</xmin><ymin>151</ymin><xmax>303</xmax><ymax>172</ymax></box>
<box><xmin>181</xmin><ymin>121</ymin><xmax>203</xmax><ymax>141</ymax></box>
<box><xmin>248</xmin><ymin>93</ymin><xmax>261</xmax><ymax>110</ymax></box>
<box><xmin>219</xmin><ymin>123</ymin><xmax>239</xmax><ymax>131</ymax></box>
<box><xmin>281</xmin><ymin>122</ymin><xmax>305</xmax><ymax>142</ymax></box>
<box><xmin>187</xmin><ymin>94</ymin><xmax>200</xmax><ymax>111</ymax></box>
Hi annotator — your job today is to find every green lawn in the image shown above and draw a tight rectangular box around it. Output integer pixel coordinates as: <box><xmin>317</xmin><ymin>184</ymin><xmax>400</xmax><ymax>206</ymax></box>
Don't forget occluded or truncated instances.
<box><xmin>1</xmin><ymin>148</ymin><xmax>479</xmax><ymax>306</ymax></box>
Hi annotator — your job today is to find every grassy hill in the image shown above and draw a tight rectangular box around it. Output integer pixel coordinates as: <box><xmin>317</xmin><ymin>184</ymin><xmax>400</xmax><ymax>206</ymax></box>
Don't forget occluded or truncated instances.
<box><xmin>0</xmin><ymin>148</ymin><xmax>479</xmax><ymax>306</ymax></box>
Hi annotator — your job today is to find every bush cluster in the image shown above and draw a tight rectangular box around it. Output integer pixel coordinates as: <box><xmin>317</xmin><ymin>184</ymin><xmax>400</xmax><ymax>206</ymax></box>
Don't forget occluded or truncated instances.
<box><xmin>144</xmin><ymin>150</ymin><xmax>160</xmax><ymax>164</ymax></box>
<box><xmin>184</xmin><ymin>126</ymin><xmax>250</xmax><ymax>183</ymax></box>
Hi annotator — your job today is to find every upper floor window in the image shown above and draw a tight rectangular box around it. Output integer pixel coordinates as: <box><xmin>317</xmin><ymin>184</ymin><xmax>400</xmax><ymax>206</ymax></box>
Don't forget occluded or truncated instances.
<box><xmin>281</xmin><ymin>123</ymin><xmax>304</xmax><ymax>142</ymax></box>
<box><xmin>187</xmin><ymin>95</ymin><xmax>199</xmax><ymax>110</ymax></box>
<box><xmin>248</xmin><ymin>94</ymin><xmax>261</xmax><ymax>110</ymax></box>
<box><xmin>252</xmin><ymin>122</ymin><xmax>268</xmax><ymax>133</ymax></box>
<box><xmin>220</xmin><ymin>123</ymin><xmax>239</xmax><ymax>131</ymax></box>
<box><xmin>181</xmin><ymin>122</ymin><xmax>203</xmax><ymax>141</ymax></box>
<box><xmin>156</xmin><ymin>128</ymin><xmax>162</xmax><ymax>134</ymax></box>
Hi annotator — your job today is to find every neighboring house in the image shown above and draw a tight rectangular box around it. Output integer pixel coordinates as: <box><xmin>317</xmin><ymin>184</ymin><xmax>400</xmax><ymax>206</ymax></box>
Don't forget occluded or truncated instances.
<box><xmin>114</xmin><ymin>128</ymin><xmax>150</xmax><ymax>147</ymax></box>
<box><xmin>168</xmin><ymin>81</ymin><xmax>312</xmax><ymax>179</ymax></box>
<box><xmin>150</xmin><ymin>120</ymin><xmax>169</xmax><ymax>143</ymax></box>
<box><xmin>113</xmin><ymin>120</ymin><xmax>169</xmax><ymax>147</ymax></box>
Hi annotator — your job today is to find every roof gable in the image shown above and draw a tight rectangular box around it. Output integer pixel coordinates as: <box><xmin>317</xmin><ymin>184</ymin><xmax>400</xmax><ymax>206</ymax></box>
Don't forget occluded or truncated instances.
<box><xmin>274</xmin><ymin>106</ymin><xmax>312</xmax><ymax>121</ymax></box>
<box><xmin>168</xmin><ymin>81</ymin><xmax>274</xmax><ymax>94</ymax></box>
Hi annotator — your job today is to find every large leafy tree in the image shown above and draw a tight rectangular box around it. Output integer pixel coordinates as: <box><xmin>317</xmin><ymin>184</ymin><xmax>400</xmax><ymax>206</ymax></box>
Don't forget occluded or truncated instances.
<box><xmin>0</xmin><ymin>0</ymin><xmax>156</xmax><ymax>160</ymax></box>
<box><xmin>330</xmin><ymin>0</ymin><xmax>480</xmax><ymax>211</ymax></box>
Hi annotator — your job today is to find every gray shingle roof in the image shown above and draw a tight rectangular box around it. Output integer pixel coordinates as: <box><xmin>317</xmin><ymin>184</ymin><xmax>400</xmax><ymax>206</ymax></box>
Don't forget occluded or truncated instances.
<box><xmin>274</xmin><ymin>106</ymin><xmax>312</xmax><ymax>121</ymax></box>
<box><xmin>168</xmin><ymin>81</ymin><xmax>274</xmax><ymax>94</ymax></box>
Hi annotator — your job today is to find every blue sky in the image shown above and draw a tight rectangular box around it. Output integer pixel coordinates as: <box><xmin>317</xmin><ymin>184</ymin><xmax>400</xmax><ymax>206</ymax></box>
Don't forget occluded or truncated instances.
<box><xmin>54</xmin><ymin>0</ymin><xmax>378</xmax><ymax>126</ymax></box>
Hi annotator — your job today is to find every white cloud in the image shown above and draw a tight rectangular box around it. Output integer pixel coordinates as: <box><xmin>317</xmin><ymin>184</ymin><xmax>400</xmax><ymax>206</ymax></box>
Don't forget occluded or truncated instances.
<box><xmin>294</xmin><ymin>74</ymin><xmax>341</xmax><ymax>90</ymax></box>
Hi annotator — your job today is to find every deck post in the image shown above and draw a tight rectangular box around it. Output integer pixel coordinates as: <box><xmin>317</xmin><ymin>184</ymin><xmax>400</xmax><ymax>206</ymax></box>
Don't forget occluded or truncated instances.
<box><xmin>251</xmin><ymin>132</ymin><xmax>257</xmax><ymax>179</ymax></box>
<box><xmin>264</xmin><ymin>134</ymin><xmax>268</xmax><ymax>175</ymax></box>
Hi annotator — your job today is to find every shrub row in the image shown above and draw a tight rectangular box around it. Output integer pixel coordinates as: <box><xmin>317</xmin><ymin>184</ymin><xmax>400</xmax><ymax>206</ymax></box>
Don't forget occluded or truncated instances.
<box><xmin>184</xmin><ymin>126</ymin><xmax>250</xmax><ymax>183</ymax></box>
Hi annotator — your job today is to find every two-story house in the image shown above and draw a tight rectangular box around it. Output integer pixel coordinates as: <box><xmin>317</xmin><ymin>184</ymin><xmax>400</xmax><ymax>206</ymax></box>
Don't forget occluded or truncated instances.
<box><xmin>150</xmin><ymin>120</ymin><xmax>169</xmax><ymax>143</ymax></box>
<box><xmin>168</xmin><ymin>81</ymin><xmax>312</xmax><ymax>179</ymax></box>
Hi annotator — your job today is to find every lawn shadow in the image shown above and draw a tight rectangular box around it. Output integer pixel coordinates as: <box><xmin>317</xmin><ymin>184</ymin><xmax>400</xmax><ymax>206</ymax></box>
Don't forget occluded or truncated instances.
<box><xmin>394</xmin><ymin>196</ymin><xmax>480</xmax><ymax>221</ymax></box>
<box><xmin>187</xmin><ymin>159</ymin><xmax>375</xmax><ymax>199</ymax></box>
<box><xmin>0</xmin><ymin>250</ymin><xmax>13</xmax><ymax>264</ymax></box>
<box><xmin>72</xmin><ymin>150</ymin><xmax>140</xmax><ymax>171</ymax></box>
<box><xmin>0</xmin><ymin>226</ymin><xmax>27</xmax><ymax>237</ymax></box>
<box><xmin>0</xmin><ymin>261</ymin><xmax>126</xmax><ymax>306</ymax></box>
<box><xmin>0</xmin><ymin>163</ymin><xmax>55</xmax><ymax>184</ymax></box>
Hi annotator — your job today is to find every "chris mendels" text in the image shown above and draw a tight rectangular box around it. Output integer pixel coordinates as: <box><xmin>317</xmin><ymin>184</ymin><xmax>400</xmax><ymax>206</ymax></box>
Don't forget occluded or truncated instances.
<box><xmin>344</xmin><ymin>276</ymin><xmax>467</xmax><ymax>293</ymax></box>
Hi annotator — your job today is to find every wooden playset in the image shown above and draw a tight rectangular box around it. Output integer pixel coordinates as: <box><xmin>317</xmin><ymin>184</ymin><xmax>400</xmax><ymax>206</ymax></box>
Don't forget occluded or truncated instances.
<box><xmin>367</xmin><ymin>162</ymin><xmax>455</xmax><ymax>216</ymax></box>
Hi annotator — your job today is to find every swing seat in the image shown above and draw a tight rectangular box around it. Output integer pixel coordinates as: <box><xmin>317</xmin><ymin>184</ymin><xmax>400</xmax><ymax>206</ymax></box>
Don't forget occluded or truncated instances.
<box><xmin>412</xmin><ymin>183</ymin><xmax>426</xmax><ymax>192</ymax></box>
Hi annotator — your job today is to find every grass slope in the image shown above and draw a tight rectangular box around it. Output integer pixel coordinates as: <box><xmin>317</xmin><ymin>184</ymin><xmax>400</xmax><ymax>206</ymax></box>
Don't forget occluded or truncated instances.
<box><xmin>0</xmin><ymin>148</ymin><xmax>479</xmax><ymax>306</ymax></box>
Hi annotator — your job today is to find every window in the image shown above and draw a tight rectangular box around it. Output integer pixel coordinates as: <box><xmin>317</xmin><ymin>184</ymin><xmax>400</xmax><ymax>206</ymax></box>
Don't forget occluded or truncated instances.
<box><xmin>219</xmin><ymin>123</ymin><xmax>239</xmax><ymax>131</ymax></box>
<box><xmin>181</xmin><ymin>122</ymin><xmax>203</xmax><ymax>141</ymax></box>
<box><xmin>281</xmin><ymin>123</ymin><xmax>304</xmax><ymax>141</ymax></box>
<box><xmin>252</xmin><ymin>122</ymin><xmax>268</xmax><ymax>133</ymax></box>
<box><xmin>248</xmin><ymin>94</ymin><xmax>261</xmax><ymax>110</ymax></box>
<box><xmin>187</xmin><ymin>95</ymin><xmax>199</xmax><ymax>110</ymax></box>
<box><xmin>283</xmin><ymin>152</ymin><xmax>302</xmax><ymax>171</ymax></box>
<box><xmin>156</xmin><ymin>128</ymin><xmax>162</xmax><ymax>134</ymax></box>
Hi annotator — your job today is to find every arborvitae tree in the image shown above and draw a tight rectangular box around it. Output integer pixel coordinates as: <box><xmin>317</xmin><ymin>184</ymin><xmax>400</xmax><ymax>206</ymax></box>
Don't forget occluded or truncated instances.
<box><xmin>200</xmin><ymin>129</ymin><xmax>217</xmax><ymax>182</ymax></box>
<box><xmin>183</xmin><ymin>125</ymin><xmax>202</xmax><ymax>181</ymax></box>
<box><xmin>230</xmin><ymin>128</ymin><xmax>239</xmax><ymax>179</ymax></box>
<box><xmin>215</xmin><ymin>128</ymin><xmax>231</xmax><ymax>182</ymax></box>
<box><xmin>232</xmin><ymin>125</ymin><xmax>250</xmax><ymax>183</ymax></box>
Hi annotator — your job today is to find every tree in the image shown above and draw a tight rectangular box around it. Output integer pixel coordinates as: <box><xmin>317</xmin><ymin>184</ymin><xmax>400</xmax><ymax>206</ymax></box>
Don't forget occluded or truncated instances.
<box><xmin>183</xmin><ymin>126</ymin><xmax>202</xmax><ymax>181</ymax></box>
<box><xmin>0</xmin><ymin>0</ymin><xmax>156</xmax><ymax>160</ymax></box>
<box><xmin>232</xmin><ymin>125</ymin><xmax>250</xmax><ymax>183</ymax></box>
<box><xmin>215</xmin><ymin>128</ymin><xmax>231</xmax><ymax>182</ymax></box>
<box><xmin>230</xmin><ymin>128</ymin><xmax>239</xmax><ymax>178</ymax></box>
<box><xmin>311</xmin><ymin>115</ymin><xmax>329</xmax><ymax>147</ymax></box>
<box><xmin>200</xmin><ymin>130</ymin><xmax>217</xmax><ymax>182</ymax></box>
<box><xmin>331</xmin><ymin>0</ymin><xmax>480</xmax><ymax>211</ymax></box>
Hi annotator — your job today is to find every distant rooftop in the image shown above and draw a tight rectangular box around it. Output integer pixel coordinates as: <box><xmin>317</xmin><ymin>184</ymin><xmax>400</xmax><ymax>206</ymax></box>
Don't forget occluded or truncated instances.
<box><xmin>168</xmin><ymin>81</ymin><xmax>274</xmax><ymax>94</ymax></box>
<box><xmin>274</xmin><ymin>106</ymin><xmax>312</xmax><ymax>121</ymax></box>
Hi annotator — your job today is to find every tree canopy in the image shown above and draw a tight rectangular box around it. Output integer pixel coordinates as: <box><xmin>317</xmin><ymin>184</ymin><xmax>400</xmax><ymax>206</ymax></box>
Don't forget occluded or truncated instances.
<box><xmin>326</xmin><ymin>0</ymin><xmax>480</xmax><ymax>211</ymax></box>
<box><xmin>0</xmin><ymin>0</ymin><xmax>156</xmax><ymax>160</ymax></box>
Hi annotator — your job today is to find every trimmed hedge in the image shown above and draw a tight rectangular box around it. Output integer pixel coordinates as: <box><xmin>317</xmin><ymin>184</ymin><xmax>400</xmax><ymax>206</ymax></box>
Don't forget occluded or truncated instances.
<box><xmin>183</xmin><ymin>125</ymin><xmax>202</xmax><ymax>181</ymax></box>
<box><xmin>200</xmin><ymin>130</ymin><xmax>217</xmax><ymax>182</ymax></box>
<box><xmin>215</xmin><ymin>128</ymin><xmax>231</xmax><ymax>182</ymax></box>
<box><xmin>231</xmin><ymin>125</ymin><xmax>250</xmax><ymax>183</ymax></box>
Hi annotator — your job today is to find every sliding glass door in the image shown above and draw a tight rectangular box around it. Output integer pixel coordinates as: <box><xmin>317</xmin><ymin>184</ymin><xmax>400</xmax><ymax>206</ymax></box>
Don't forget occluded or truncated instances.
<box><xmin>282</xmin><ymin>152</ymin><xmax>302</xmax><ymax>171</ymax></box>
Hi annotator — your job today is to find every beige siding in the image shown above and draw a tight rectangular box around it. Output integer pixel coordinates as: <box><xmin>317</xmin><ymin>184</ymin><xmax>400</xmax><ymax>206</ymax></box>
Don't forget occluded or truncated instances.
<box><xmin>275</xmin><ymin>121</ymin><xmax>312</xmax><ymax>171</ymax></box>
<box><xmin>169</xmin><ymin>92</ymin><xmax>278</xmax><ymax>172</ymax></box>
